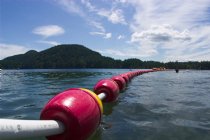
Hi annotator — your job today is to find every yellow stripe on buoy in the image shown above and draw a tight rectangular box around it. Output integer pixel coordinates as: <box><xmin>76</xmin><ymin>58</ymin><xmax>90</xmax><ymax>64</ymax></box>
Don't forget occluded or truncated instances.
<box><xmin>80</xmin><ymin>88</ymin><xmax>103</xmax><ymax>114</ymax></box>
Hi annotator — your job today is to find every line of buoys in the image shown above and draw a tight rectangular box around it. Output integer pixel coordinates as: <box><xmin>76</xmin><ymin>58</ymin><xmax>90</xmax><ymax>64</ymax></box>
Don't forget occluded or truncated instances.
<box><xmin>40</xmin><ymin>69</ymin><xmax>156</xmax><ymax>140</ymax></box>
<box><xmin>0</xmin><ymin>69</ymin><xmax>162</xmax><ymax>140</ymax></box>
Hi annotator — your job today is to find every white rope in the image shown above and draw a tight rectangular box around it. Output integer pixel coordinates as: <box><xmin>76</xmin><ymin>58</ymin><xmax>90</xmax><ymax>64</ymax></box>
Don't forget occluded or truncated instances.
<box><xmin>97</xmin><ymin>92</ymin><xmax>106</xmax><ymax>100</ymax></box>
<box><xmin>0</xmin><ymin>119</ymin><xmax>64</xmax><ymax>139</ymax></box>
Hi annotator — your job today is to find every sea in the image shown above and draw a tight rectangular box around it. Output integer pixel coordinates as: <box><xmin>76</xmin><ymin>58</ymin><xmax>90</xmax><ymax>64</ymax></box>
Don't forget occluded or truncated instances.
<box><xmin>0</xmin><ymin>69</ymin><xmax>210</xmax><ymax>140</ymax></box>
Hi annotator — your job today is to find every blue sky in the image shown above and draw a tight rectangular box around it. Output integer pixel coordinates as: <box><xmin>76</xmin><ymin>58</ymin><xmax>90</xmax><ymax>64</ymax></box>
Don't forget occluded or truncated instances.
<box><xmin>1</xmin><ymin>0</ymin><xmax>210</xmax><ymax>61</ymax></box>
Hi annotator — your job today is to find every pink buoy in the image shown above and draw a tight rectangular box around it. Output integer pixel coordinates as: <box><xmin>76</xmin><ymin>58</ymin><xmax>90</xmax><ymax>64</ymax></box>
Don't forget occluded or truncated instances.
<box><xmin>138</xmin><ymin>71</ymin><xmax>143</xmax><ymax>75</ymax></box>
<box><xmin>131</xmin><ymin>72</ymin><xmax>136</xmax><ymax>77</ymax></box>
<box><xmin>126</xmin><ymin>72</ymin><xmax>132</xmax><ymax>79</ymax></box>
<box><xmin>129</xmin><ymin>72</ymin><xmax>135</xmax><ymax>78</ymax></box>
<box><xmin>133</xmin><ymin>72</ymin><xmax>137</xmax><ymax>77</ymax></box>
<box><xmin>40</xmin><ymin>88</ymin><xmax>102</xmax><ymax>140</ymax></box>
<box><xmin>120</xmin><ymin>74</ymin><xmax>129</xmax><ymax>83</ymax></box>
<box><xmin>94</xmin><ymin>79</ymin><xmax>119</xmax><ymax>102</ymax></box>
<box><xmin>111</xmin><ymin>75</ymin><xmax>126</xmax><ymax>91</ymax></box>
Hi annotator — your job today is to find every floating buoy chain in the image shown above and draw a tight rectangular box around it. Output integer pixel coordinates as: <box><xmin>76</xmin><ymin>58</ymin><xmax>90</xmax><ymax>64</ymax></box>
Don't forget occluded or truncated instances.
<box><xmin>0</xmin><ymin>69</ymin><xmax>161</xmax><ymax>140</ymax></box>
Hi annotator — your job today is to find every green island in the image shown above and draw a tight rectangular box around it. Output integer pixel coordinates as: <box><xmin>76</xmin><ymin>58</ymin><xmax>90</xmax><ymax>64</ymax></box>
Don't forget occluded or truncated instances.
<box><xmin>0</xmin><ymin>44</ymin><xmax>210</xmax><ymax>69</ymax></box>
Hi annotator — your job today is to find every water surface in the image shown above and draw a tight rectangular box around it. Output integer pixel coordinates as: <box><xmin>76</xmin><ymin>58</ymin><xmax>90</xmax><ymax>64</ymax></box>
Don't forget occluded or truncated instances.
<box><xmin>0</xmin><ymin>69</ymin><xmax>210</xmax><ymax>140</ymax></box>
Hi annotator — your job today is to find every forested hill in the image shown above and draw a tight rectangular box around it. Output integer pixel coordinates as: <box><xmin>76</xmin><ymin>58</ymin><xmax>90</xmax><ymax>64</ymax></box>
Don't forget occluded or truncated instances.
<box><xmin>0</xmin><ymin>44</ymin><xmax>210</xmax><ymax>69</ymax></box>
<box><xmin>0</xmin><ymin>44</ymin><xmax>116</xmax><ymax>69</ymax></box>
<box><xmin>0</xmin><ymin>44</ymin><xmax>144</xmax><ymax>69</ymax></box>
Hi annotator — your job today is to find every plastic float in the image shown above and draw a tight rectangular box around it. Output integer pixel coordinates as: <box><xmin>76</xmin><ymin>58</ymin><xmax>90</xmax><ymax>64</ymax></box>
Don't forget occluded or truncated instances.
<box><xmin>111</xmin><ymin>75</ymin><xmax>126</xmax><ymax>91</ymax></box>
<box><xmin>0</xmin><ymin>69</ymin><xmax>165</xmax><ymax>140</ymax></box>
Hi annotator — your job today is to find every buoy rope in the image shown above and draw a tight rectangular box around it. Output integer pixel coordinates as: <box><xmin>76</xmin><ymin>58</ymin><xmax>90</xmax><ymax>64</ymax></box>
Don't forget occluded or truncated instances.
<box><xmin>0</xmin><ymin>92</ymin><xmax>107</xmax><ymax>140</ymax></box>
<box><xmin>0</xmin><ymin>69</ymin><xmax>163</xmax><ymax>140</ymax></box>
<box><xmin>97</xmin><ymin>92</ymin><xmax>107</xmax><ymax>100</ymax></box>
<box><xmin>0</xmin><ymin>119</ymin><xmax>64</xmax><ymax>139</ymax></box>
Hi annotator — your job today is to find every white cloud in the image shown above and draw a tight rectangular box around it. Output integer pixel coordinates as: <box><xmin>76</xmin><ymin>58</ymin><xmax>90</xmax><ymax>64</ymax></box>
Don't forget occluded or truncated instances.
<box><xmin>97</xmin><ymin>9</ymin><xmax>127</xmax><ymax>24</ymax></box>
<box><xmin>55</xmin><ymin>0</ymin><xmax>112</xmax><ymax>40</ymax></box>
<box><xmin>54</xmin><ymin>0</ymin><xmax>210</xmax><ymax>61</ymax></box>
<box><xmin>89</xmin><ymin>21</ymin><xmax>112</xmax><ymax>39</ymax></box>
<box><xmin>90</xmin><ymin>32</ymin><xmax>104</xmax><ymax>36</ymax></box>
<box><xmin>120</xmin><ymin>0</ymin><xmax>210</xmax><ymax>61</ymax></box>
<box><xmin>89</xmin><ymin>21</ymin><xmax>105</xmax><ymax>32</ymax></box>
<box><xmin>0</xmin><ymin>43</ymin><xmax>29</xmax><ymax>60</ymax></box>
<box><xmin>114</xmin><ymin>0</ymin><xmax>128</xmax><ymax>3</ymax></box>
<box><xmin>117</xmin><ymin>35</ymin><xmax>125</xmax><ymax>40</ymax></box>
<box><xmin>155</xmin><ymin>25</ymin><xmax>210</xmax><ymax>62</ymax></box>
<box><xmin>97</xmin><ymin>40</ymin><xmax>158</xmax><ymax>59</ymax></box>
<box><xmin>105</xmin><ymin>33</ymin><xmax>112</xmax><ymax>39</ymax></box>
<box><xmin>33</xmin><ymin>25</ymin><xmax>65</xmax><ymax>38</ymax></box>
<box><xmin>127</xmin><ymin>0</ymin><xmax>210</xmax><ymax>31</ymax></box>
<box><xmin>56</xmin><ymin>0</ymin><xmax>85</xmax><ymax>17</ymax></box>
<box><xmin>131</xmin><ymin>24</ymin><xmax>191</xmax><ymax>43</ymax></box>
<box><xmin>37</xmin><ymin>40</ymin><xmax>60</xmax><ymax>46</ymax></box>
<box><xmin>97</xmin><ymin>46</ymin><xmax>158</xmax><ymax>60</ymax></box>
<box><xmin>98</xmin><ymin>49</ymin><xmax>125</xmax><ymax>57</ymax></box>
<box><xmin>109</xmin><ymin>9</ymin><xmax>126</xmax><ymax>24</ymax></box>
<box><xmin>81</xmin><ymin>0</ymin><xmax>126</xmax><ymax>25</ymax></box>
<box><xmin>81</xmin><ymin>0</ymin><xmax>96</xmax><ymax>12</ymax></box>
<box><xmin>164</xmin><ymin>47</ymin><xmax>210</xmax><ymax>62</ymax></box>
<box><xmin>90</xmin><ymin>32</ymin><xmax>112</xmax><ymax>39</ymax></box>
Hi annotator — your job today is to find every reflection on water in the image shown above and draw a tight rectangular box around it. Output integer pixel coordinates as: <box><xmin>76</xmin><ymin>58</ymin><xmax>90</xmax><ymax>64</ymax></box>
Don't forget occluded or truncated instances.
<box><xmin>0</xmin><ymin>69</ymin><xmax>210</xmax><ymax>140</ymax></box>
<box><xmin>103</xmin><ymin>101</ymin><xmax>119</xmax><ymax>116</ymax></box>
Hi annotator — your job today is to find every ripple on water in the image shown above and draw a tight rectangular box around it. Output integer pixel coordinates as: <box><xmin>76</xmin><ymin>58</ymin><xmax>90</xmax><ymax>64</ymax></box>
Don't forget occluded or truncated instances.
<box><xmin>15</xmin><ymin>104</ymin><xmax>36</xmax><ymax>110</ymax></box>
<box><xmin>178</xmin><ymin>101</ymin><xmax>205</xmax><ymax>107</ymax></box>
<box><xmin>149</xmin><ymin>104</ymin><xmax>175</xmax><ymax>114</ymax></box>
<box><xmin>1</xmin><ymin>69</ymin><xmax>210</xmax><ymax>140</ymax></box>
<box><xmin>171</xmin><ymin>119</ymin><xmax>210</xmax><ymax>130</ymax></box>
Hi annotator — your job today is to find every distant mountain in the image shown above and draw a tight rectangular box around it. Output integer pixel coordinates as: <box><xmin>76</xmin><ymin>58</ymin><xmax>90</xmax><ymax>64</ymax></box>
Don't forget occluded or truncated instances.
<box><xmin>1</xmin><ymin>44</ymin><xmax>209</xmax><ymax>69</ymax></box>
<box><xmin>0</xmin><ymin>44</ymin><xmax>122</xmax><ymax>69</ymax></box>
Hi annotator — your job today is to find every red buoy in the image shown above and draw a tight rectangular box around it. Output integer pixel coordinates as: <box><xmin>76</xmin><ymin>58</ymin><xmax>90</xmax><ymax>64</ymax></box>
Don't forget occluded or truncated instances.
<box><xmin>111</xmin><ymin>75</ymin><xmax>126</xmax><ymax>91</ymax></box>
<box><xmin>125</xmin><ymin>72</ymin><xmax>132</xmax><ymax>79</ymax></box>
<box><xmin>94</xmin><ymin>79</ymin><xmax>119</xmax><ymax>102</ymax></box>
<box><xmin>120</xmin><ymin>74</ymin><xmax>130</xmax><ymax>83</ymax></box>
<box><xmin>40</xmin><ymin>88</ymin><xmax>103</xmax><ymax>140</ymax></box>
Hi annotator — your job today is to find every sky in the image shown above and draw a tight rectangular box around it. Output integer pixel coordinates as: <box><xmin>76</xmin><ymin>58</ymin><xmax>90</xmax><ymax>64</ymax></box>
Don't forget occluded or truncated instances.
<box><xmin>1</xmin><ymin>0</ymin><xmax>210</xmax><ymax>62</ymax></box>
